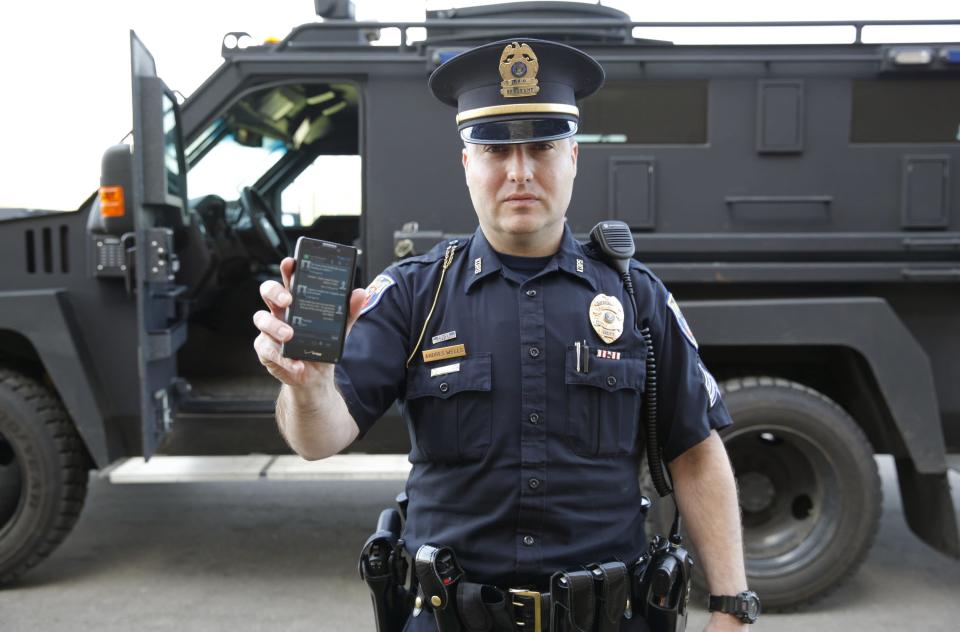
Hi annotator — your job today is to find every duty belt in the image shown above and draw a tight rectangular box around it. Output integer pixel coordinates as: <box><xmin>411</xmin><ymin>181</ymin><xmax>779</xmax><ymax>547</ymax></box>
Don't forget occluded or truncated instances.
<box><xmin>415</xmin><ymin>545</ymin><xmax>629</xmax><ymax>632</ymax></box>
<box><xmin>362</xmin><ymin>499</ymin><xmax>691</xmax><ymax>632</ymax></box>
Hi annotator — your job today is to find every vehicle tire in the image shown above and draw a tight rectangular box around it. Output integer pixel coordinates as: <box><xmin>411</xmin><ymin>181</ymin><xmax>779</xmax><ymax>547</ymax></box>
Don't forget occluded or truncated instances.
<box><xmin>0</xmin><ymin>369</ymin><xmax>90</xmax><ymax>585</ymax></box>
<box><xmin>719</xmin><ymin>376</ymin><xmax>881</xmax><ymax>610</ymax></box>
<box><xmin>638</xmin><ymin>376</ymin><xmax>882</xmax><ymax>611</ymax></box>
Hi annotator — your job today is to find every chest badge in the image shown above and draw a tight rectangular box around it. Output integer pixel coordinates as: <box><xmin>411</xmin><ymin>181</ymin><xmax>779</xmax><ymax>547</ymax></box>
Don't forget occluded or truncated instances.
<box><xmin>588</xmin><ymin>294</ymin><xmax>624</xmax><ymax>344</ymax></box>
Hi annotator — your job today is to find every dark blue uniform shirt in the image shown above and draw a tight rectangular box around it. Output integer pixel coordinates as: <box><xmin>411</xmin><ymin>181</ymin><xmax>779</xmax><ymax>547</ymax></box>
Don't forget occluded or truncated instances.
<box><xmin>335</xmin><ymin>224</ymin><xmax>732</xmax><ymax>589</ymax></box>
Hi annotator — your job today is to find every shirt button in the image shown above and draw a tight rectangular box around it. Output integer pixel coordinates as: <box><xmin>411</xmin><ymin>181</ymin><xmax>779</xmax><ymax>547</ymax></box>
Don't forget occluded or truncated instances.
<box><xmin>529</xmin><ymin>346</ymin><xmax>540</xmax><ymax>358</ymax></box>
<box><xmin>528</xmin><ymin>478</ymin><xmax>541</xmax><ymax>490</ymax></box>
<box><xmin>439</xmin><ymin>382</ymin><xmax>449</xmax><ymax>393</ymax></box>
<box><xmin>606</xmin><ymin>376</ymin><xmax>617</xmax><ymax>387</ymax></box>
<box><xmin>522</xmin><ymin>535</ymin><xmax>535</xmax><ymax>546</ymax></box>
<box><xmin>528</xmin><ymin>412</ymin><xmax>540</xmax><ymax>424</ymax></box>
<box><xmin>525</xmin><ymin>289</ymin><xmax>537</xmax><ymax>297</ymax></box>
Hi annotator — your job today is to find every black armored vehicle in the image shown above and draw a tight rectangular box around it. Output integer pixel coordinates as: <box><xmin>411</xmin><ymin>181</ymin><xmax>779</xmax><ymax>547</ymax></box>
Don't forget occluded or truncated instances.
<box><xmin>1</xmin><ymin>0</ymin><xmax>958</xmax><ymax>610</ymax></box>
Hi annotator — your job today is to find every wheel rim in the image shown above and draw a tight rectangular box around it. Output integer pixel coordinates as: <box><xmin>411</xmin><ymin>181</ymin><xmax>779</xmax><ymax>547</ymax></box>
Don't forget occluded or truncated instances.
<box><xmin>724</xmin><ymin>423</ymin><xmax>841</xmax><ymax>578</ymax></box>
<box><xmin>0</xmin><ymin>429</ymin><xmax>25</xmax><ymax>533</ymax></box>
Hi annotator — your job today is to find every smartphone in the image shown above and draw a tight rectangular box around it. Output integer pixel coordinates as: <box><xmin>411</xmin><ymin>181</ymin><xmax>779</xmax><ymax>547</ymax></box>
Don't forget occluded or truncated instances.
<box><xmin>282</xmin><ymin>237</ymin><xmax>358</xmax><ymax>363</ymax></box>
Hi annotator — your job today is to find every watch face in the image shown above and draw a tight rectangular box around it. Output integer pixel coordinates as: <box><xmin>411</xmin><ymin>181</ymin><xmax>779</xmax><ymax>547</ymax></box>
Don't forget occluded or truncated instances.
<box><xmin>740</xmin><ymin>592</ymin><xmax>761</xmax><ymax>623</ymax></box>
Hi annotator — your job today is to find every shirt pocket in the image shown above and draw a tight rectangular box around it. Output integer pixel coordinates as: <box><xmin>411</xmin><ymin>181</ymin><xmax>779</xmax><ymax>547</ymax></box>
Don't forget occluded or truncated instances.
<box><xmin>564</xmin><ymin>346</ymin><xmax>646</xmax><ymax>457</ymax></box>
<box><xmin>404</xmin><ymin>353</ymin><xmax>492</xmax><ymax>463</ymax></box>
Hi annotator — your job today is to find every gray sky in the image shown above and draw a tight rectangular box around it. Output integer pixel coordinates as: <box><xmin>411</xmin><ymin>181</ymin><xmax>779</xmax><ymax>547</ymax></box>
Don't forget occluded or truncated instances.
<box><xmin>1</xmin><ymin>0</ymin><xmax>957</xmax><ymax>209</ymax></box>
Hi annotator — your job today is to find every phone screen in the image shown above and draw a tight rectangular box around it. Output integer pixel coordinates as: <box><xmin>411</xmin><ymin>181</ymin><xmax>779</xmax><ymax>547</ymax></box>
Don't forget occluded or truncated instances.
<box><xmin>282</xmin><ymin>237</ymin><xmax>357</xmax><ymax>363</ymax></box>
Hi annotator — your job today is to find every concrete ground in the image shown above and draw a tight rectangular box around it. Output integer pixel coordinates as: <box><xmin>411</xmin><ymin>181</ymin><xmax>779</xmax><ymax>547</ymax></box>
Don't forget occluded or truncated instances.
<box><xmin>1</xmin><ymin>457</ymin><xmax>958</xmax><ymax>631</ymax></box>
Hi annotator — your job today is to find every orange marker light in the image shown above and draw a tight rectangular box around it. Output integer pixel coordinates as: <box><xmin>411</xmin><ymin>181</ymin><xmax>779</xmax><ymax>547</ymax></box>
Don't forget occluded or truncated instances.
<box><xmin>99</xmin><ymin>185</ymin><xmax>125</xmax><ymax>218</ymax></box>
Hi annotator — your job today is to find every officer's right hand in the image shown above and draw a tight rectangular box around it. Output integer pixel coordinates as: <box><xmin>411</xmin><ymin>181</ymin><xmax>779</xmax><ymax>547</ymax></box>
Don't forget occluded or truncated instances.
<box><xmin>253</xmin><ymin>256</ymin><xmax>369</xmax><ymax>388</ymax></box>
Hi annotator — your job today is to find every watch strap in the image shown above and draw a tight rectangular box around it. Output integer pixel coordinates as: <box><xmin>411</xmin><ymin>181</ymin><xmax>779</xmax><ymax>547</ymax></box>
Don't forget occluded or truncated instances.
<box><xmin>708</xmin><ymin>594</ymin><xmax>738</xmax><ymax>614</ymax></box>
<box><xmin>708</xmin><ymin>591</ymin><xmax>760</xmax><ymax>623</ymax></box>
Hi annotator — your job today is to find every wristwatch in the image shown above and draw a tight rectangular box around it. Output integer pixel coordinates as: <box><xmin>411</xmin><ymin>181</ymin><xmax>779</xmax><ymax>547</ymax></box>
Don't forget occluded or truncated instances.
<box><xmin>708</xmin><ymin>590</ymin><xmax>761</xmax><ymax>624</ymax></box>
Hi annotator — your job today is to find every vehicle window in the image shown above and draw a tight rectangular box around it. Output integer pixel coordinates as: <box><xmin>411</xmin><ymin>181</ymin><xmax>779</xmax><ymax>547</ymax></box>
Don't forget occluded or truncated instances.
<box><xmin>851</xmin><ymin>79</ymin><xmax>960</xmax><ymax>143</ymax></box>
<box><xmin>186</xmin><ymin>82</ymin><xmax>360</xmax><ymax>223</ymax></box>
<box><xmin>162</xmin><ymin>92</ymin><xmax>185</xmax><ymax>200</ymax></box>
<box><xmin>187</xmin><ymin>132</ymin><xmax>287</xmax><ymax>200</ymax></box>
<box><xmin>281</xmin><ymin>155</ymin><xmax>361</xmax><ymax>227</ymax></box>
<box><xmin>576</xmin><ymin>80</ymin><xmax>708</xmax><ymax>144</ymax></box>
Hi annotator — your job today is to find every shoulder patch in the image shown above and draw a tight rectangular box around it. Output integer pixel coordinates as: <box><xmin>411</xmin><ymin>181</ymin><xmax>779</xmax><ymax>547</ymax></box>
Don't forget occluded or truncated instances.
<box><xmin>667</xmin><ymin>293</ymin><xmax>698</xmax><ymax>349</ymax></box>
<box><xmin>698</xmin><ymin>361</ymin><xmax>720</xmax><ymax>408</ymax></box>
<box><xmin>359</xmin><ymin>274</ymin><xmax>396</xmax><ymax>316</ymax></box>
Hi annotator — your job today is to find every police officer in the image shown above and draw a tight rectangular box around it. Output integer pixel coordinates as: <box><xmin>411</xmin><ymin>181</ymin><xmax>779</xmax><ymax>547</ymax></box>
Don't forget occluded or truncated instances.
<box><xmin>253</xmin><ymin>39</ymin><xmax>757</xmax><ymax>632</ymax></box>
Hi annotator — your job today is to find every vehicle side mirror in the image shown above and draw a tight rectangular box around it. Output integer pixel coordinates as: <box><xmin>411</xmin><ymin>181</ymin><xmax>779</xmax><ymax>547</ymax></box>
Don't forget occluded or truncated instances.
<box><xmin>87</xmin><ymin>144</ymin><xmax>135</xmax><ymax>236</ymax></box>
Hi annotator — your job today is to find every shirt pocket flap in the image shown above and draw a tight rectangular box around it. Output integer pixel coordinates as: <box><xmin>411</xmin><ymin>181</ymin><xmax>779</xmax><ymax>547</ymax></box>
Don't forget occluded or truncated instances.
<box><xmin>564</xmin><ymin>347</ymin><xmax>645</xmax><ymax>393</ymax></box>
<box><xmin>406</xmin><ymin>353</ymin><xmax>492</xmax><ymax>400</ymax></box>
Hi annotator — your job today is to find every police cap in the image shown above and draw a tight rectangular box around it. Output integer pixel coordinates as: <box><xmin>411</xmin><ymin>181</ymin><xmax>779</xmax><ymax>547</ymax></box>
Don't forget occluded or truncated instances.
<box><xmin>428</xmin><ymin>38</ymin><xmax>604</xmax><ymax>144</ymax></box>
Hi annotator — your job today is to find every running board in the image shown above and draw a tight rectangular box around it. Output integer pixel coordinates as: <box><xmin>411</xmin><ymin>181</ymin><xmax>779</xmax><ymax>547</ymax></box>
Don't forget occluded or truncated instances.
<box><xmin>100</xmin><ymin>454</ymin><xmax>412</xmax><ymax>483</ymax></box>
<box><xmin>948</xmin><ymin>454</ymin><xmax>960</xmax><ymax>473</ymax></box>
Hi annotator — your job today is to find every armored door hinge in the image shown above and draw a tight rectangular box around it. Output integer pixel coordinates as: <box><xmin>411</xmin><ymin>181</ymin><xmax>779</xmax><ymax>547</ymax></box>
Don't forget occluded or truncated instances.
<box><xmin>95</xmin><ymin>229</ymin><xmax>178</xmax><ymax>294</ymax></box>
<box><xmin>145</xmin><ymin>227</ymin><xmax>180</xmax><ymax>283</ymax></box>
<box><xmin>152</xmin><ymin>378</ymin><xmax>191</xmax><ymax>435</ymax></box>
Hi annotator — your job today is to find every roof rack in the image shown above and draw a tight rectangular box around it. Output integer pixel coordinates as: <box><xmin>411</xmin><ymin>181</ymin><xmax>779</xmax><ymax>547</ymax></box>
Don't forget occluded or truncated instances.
<box><xmin>264</xmin><ymin>18</ymin><xmax>960</xmax><ymax>54</ymax></box>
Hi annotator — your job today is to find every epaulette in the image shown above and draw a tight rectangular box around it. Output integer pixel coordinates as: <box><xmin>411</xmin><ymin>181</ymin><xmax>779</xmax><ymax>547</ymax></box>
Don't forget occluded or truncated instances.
<box><xmin>394</xmin><ymin>238</ymin><xmax>468</xmax><ymax>268</ymax></box>
<box><xmin>579</xmin><ymin>239</ymin><xmax>656</xmax><ymax>279</ymax></box>
<box><xmin>578</xmin><ymin>240</ymin><xmax>604</xmax><ymax>262</ymax></box>
<box><xmin>628</xmin><ymin>257</ymin><xmax>658</xmax><ymax>281</ymax></box>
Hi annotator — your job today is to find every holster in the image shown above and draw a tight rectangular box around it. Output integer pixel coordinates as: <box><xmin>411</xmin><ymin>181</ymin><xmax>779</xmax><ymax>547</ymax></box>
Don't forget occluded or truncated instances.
<box><xmin>358</xmin><ymin>508</ymin><xmax>410</xmax><ymax>632</ymax></box>
<box><xmin>415</xmin><ymin>544</ymin><xmax>466</xmax><ymax>632</ymax></box>
<box><xmin>586</xmin><ymin>561</ymin><xmax>628</xmax><ymax>632</ymax></box>
<box><xmin>549</xmin><ymin>568</ymin><xmax>595</xmax><ymax>632</ymax></box>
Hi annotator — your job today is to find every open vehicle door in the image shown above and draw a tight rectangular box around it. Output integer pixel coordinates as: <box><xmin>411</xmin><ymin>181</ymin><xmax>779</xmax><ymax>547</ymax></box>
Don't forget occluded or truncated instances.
<box><xmin>129</xmin><ymin>31</ymin><xmax>189</xmax><ymax>459</ymax></box>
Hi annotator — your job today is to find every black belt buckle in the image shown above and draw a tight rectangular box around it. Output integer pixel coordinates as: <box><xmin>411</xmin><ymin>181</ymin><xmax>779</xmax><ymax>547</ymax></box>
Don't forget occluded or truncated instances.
<box><xmin>509</xmin><ymin>588</ymin><xmax>543</xmax><ymax>632</ymax></box>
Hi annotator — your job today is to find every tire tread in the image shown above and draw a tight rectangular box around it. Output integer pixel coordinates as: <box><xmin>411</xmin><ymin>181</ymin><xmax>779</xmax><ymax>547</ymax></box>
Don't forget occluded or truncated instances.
<box><xmin>0</xmin><ymin>369</ymin><xmax>90</xmax><ymax>586</ymax></box>
<box><xmin>720</xmin><ymin>375</ymin><xmax>882</xmax><ymax>612</ymax></box>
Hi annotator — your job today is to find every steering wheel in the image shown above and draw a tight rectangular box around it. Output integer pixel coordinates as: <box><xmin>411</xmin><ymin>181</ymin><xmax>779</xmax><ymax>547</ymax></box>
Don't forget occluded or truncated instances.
<box><xmin>239</xmin><ymin>186</ymin><xmax>291</xmax><ymax>261</ymax></box>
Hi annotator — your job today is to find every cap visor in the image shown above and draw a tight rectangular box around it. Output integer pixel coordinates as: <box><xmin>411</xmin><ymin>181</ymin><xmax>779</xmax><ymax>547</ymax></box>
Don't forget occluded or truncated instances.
<box><xmin>460</xmin><ymin>119</ymin><xmax>578</xmax><ymax>144</ymax></box>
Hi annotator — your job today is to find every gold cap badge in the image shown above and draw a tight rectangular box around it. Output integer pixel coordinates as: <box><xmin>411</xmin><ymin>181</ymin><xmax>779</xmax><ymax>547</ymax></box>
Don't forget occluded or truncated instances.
<box><xmin>589</xmin><ymin>294</ymin><xmax>624</xmax><ymax>344</ymax></box>
<box><xmin>499</xmin><ymin>42</ymin><xmax>540</xmax><ymax>98</ymax></box>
